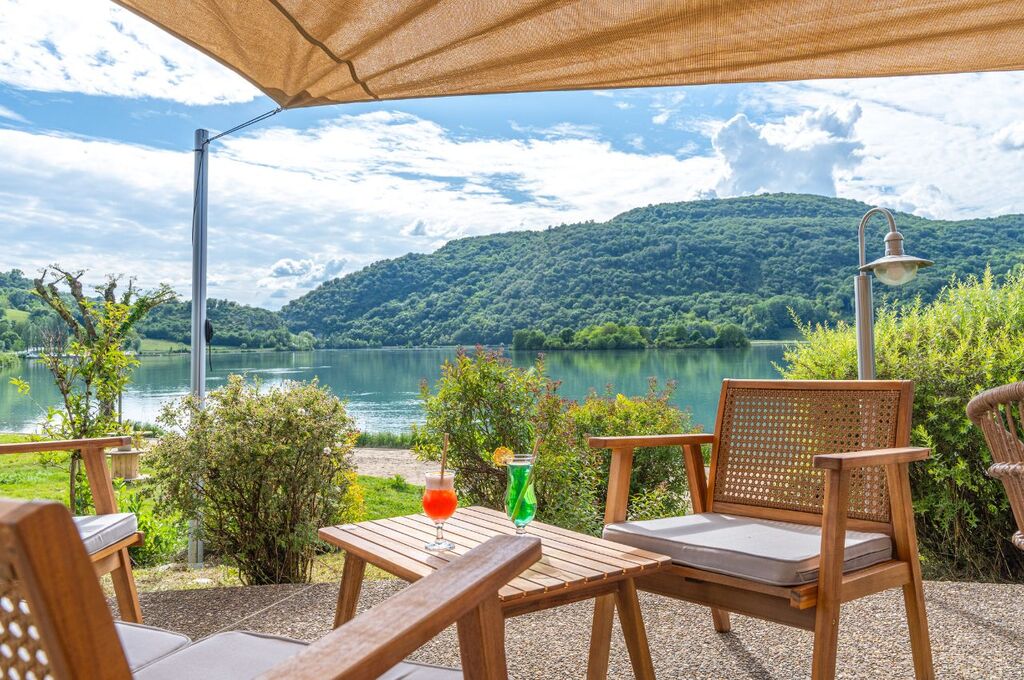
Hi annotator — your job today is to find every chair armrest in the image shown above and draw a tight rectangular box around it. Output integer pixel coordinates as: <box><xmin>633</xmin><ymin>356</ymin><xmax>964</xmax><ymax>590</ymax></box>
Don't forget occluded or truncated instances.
<box><xmin>0</xmin><ymin>436</ymin><xmax>131</xmax><ymax>455</ymax></box>
<box><xmin>814</xmin><ymin>447</ymin><xmax>930</xmax><ymax>470</ymax></box>
<box><xmin>260</xmin><ymin>535</ymin><xmax>542</xmax><ymax>680</ymax></box>
<box><xmin>588</xmin><ymin>433</ymin><xmax>714</xmax><ymax>449</ymax></box>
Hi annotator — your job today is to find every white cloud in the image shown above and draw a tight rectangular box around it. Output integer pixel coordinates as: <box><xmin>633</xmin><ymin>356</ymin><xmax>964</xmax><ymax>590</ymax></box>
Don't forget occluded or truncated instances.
<box><xmin>0</xmin><ymin>0</ymin><xmax>258</xmax><ymax>104</ymax></box>
<box><xmin>0</xmin><ymin>112</ymin><xmax>723</xmax><ymax>306</ymax></box>
<box><xmin>0</xmin><ymin>105</ymin><xmax>27</xmax><ymax>123</ymax></box>
<box><xmin>712</xmin><ymin>106</ymin><xmax>861</xmax><ymax>197</ymax></box>
<box><xmin>995</xmin><ymin>122</ymin><xmax>1024</xmax><ymax>151</ymax></box>
<box><xmin>748</xmin><ymin>72</ymin><xmax>1024</xmax><ymax>218</ymax></box>
<box><xmin>262</xmin><ymin>257</ymin><xmax>348</xmax><ymax>289</ymax></box>
<box><xmin>650</xmin><ymin>91</ymin><xmax>687</xmax><ymax>125</ymax></box>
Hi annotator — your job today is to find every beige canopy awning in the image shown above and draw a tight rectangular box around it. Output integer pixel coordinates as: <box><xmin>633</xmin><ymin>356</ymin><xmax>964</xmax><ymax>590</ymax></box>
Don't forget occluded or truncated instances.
<box><xmin>115</xmin><ymin>0</ymin><xmax>1024</xmax><ymax>108</ymax></box>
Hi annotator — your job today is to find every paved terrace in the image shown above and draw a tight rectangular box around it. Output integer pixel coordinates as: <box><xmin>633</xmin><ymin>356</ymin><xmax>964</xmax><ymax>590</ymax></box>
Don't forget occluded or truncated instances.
<box><xmin>127</xmin><ymin>578</ymin><xmax>1021</xmax><ymax>679</ymax></box>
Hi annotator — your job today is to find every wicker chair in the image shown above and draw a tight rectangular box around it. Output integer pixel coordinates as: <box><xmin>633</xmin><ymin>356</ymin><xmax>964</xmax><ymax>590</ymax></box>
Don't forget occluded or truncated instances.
<box><xmin>0</xmin><ymin>497</ymin><xmax>540</xmax><ymax>680</ymax></box>
<box><xmin>967</xmin><ymin>381</ymin><xmax>1024</xmax><ymax>551</ymax></box>
<box><xmin>589</xmin><ymin>379</ymin><xmax>934</xmax><ymax>680</ymax></box>
<box><xmin>0</xmin><ymin>436</ymin><xmax>144</xmax><ymax>622</ymax></box>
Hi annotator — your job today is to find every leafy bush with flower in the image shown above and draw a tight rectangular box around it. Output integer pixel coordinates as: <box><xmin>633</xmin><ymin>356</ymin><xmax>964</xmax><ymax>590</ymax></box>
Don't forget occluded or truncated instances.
<box><xmin>414</xmin><ymin>347</ymin><xmax>697</xmax><ymax>533</ymax></box>
<box><xmin>150</xmin><ymin>375</ymin><xmax>362</xmax><ymax>584</ymax></box>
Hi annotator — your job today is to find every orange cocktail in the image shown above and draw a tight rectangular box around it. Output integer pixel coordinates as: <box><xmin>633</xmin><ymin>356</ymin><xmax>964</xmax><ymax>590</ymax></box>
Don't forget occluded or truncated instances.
<box><xmin>422</xmin><ymin>472</ymin><xmax>457</xmax><ymax>551</ymax></box>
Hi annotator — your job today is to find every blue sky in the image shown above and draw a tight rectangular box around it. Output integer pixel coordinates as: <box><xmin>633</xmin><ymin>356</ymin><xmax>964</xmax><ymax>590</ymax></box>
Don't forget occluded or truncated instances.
<box><xmin>3</xmin><ymin>0</ymin><xmax>1024</xmax><ymax>308</ymax></box>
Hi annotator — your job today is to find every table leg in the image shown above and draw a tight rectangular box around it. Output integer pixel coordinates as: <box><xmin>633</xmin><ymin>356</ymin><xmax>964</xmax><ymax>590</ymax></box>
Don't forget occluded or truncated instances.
<box><xmin>333</xmin><ymin>551</ymin><xmax>366</xmax><ymax>628</ymax></box>
<box><xmin>587</xmin><ymin>593</ymin><xmax>616</xmax><ymax>680</ymax></box>
<box><xmin>615</xmin><ymin>578</ymin><xmax>656</xmax><ymax>680</ymax></box>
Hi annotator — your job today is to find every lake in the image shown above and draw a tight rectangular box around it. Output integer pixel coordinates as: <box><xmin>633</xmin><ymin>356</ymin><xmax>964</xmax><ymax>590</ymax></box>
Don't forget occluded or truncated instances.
<box><xmin>0</xmin><ymin>345</ymin><xmax>790</xmax><ymax>434</ymax></box>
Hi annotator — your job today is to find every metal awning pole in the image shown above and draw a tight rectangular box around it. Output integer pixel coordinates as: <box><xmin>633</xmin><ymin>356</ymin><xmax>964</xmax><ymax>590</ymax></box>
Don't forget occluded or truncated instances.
<box><xmin>188</xmin><ymin>128</ymin><xmax>209</xmax><ymax>568</ymax></box>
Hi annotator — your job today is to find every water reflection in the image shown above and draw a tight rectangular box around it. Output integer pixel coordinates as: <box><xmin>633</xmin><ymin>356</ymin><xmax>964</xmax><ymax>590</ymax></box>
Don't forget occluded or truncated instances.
<box><xmin>0</xmin><ymin>345</ymin><xmax>788</xmax><ymax>434</ymax></box>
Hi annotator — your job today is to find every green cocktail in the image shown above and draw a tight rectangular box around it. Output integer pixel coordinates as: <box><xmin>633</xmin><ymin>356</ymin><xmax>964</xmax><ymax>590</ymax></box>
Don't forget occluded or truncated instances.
<box><xmin>505</xmin><ymin>460</ymin><xmax>537</xmax><ymax>534</ymax></box>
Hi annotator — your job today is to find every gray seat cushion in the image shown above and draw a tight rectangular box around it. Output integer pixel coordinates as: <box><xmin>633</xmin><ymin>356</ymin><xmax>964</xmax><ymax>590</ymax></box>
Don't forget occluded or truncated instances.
<box><xmin>115</xmin><ymin>622</ymin><xmax>190</xmax><ymax>671</ymax></box>
<box><xmin>73</xmin><ymin>513</ymin><xmax>138</xmax><ymax>554</ymax></box>
<box><xmin>133</xmin><ymin>630</ymin><xmax>461</xmax><ymax>679</ymax></box>
<box><xmin>604</xmin><ymin>512</ymin><xmax>892</xmax><ymax>586</ymax></box>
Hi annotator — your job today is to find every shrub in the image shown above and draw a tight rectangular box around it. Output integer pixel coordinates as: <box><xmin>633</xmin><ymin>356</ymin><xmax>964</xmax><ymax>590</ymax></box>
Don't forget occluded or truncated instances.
<box><xmin>782</xmin><ymin>269</ymin><xmax>1024</xmax><ymax>580</ymax></box>
<box><xmin>568</xmin><ymin>381</ymin><xmax>695</xmax><ymax>522</ymax></box>
<box><xmin>414</xmin><ymin>347</ymin><xmax>696</xmax><ymax>533</ymax></box>
<box><xmin>150</xmin><ymin>375</ymin><xmax>362</xmax><ymax>584</ymax></box>
<box><xmin>113</xmin><ymin>480</ymin><xmax>186</xmax><ymax>567</ymax></box>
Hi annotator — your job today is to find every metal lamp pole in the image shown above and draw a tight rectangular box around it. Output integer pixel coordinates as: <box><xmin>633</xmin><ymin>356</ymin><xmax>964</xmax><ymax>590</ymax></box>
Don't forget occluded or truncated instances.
<box><xmin>188</xmin><ymin>128</ymin><xmax>209</xmax><ymax>568</ymax></box>
<box><xmin>854</xmin><ymin>208</ymin><xmax>933</xmax><ymax>380</ymax></box>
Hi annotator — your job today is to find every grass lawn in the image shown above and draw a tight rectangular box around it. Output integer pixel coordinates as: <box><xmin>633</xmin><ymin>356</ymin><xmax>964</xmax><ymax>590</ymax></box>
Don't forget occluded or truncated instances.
<box><xmin>138</xmin><ymin>338</ymin><xmax>190</xmax><ymax>353</ymax></box>
<box><xmin>1</xmin><ymin>432</ymin><xmax>428</xmax><ymax>590</ymax></box>
<box><xmin>3</xmin><ymin>308</ymin><xmax>29</xmax><ymax>323</ymax></box>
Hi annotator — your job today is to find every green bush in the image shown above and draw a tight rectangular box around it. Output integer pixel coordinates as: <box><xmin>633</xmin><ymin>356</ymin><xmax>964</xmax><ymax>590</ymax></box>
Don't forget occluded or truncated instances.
<box><xmin>150</xmin><ymin>375</ymin><xmax>363</xmax><ymax>584</ymax></box>
<box><xmin>114</xmin><ymin>480</ymin><xmax>186</xmax><ymax>567</ymax></box>
<box><xmin>568</xmin><ymin>382</ymin><xmax>695</xmax><ymax>523</ymax></box>
<box><xmin>414</xmin><ymin>347</ymin><xmax>696</xmax><ymax>533</ymax></box>
<box><xmin>782</xmin><ymin>269</ymin><xmax>1024</xmax><ymax>580</ymax></box>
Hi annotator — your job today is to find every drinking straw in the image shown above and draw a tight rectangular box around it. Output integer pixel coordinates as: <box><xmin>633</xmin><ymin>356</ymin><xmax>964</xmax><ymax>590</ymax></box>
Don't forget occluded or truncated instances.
<box><xmin>510</xmin><ymin>438</ymin><xmax>542</xmax><ymax>521</ymax></box>
<box><xmin>440</xmin><ymin>432</ymin><xmax>450</xmax><ymax>479</ymax></box>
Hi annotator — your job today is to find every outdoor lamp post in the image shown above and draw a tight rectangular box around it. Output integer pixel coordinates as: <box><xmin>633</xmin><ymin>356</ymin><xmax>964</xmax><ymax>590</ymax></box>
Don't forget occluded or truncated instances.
<box><xmin>855</xmin><ymin>207</ymin><xmax>933</xmax><ymax>380</ymax></box>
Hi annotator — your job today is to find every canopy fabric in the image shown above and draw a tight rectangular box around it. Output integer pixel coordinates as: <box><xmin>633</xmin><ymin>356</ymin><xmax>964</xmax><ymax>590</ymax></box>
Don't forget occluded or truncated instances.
<box><xmin>116</xmin><ymin>0</ymin><xmax>1024</xmax><ymax>108</ymax></box>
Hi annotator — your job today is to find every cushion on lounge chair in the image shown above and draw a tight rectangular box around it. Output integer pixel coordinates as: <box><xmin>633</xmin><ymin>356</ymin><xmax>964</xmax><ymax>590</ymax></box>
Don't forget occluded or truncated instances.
<box><xmin>603</xmin><ymin>512</ymin><xmax>892</xmax><ymax>586</ymax></box>
<box><xmin>115</xmin><ymin>622</ymin><xmax>190</xmax><ymax>671</ymax></box>
<box><xmin>73</xmin><ymin>512</ymin><xmax>138</xmax><ymax>555</ymax></box>
<box><xmin>132</xmin><ymin>630</ymin><xmax>462</xmax><ymax>679</ymax></box>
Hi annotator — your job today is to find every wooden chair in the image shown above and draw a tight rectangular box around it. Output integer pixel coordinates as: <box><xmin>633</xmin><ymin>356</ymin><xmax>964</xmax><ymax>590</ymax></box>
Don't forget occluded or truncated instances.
<box><xmin>967</xmin><ymin>380</ymin><xmax>1024</xmax><ymax>551</ymax></box>
<box><xmin>588</xmin><ymin>379</ymin><xmax>934</xmax><ymax>680</ymax></box>
<box><xmin>0</xmin><ymin>436</ymin><xmax>145</xmax><ymax>622</ymax></box>
<box><xmin>0</xmin><ymin>497</ymin><xmax>540</xmax><ymax>679</ymax></box>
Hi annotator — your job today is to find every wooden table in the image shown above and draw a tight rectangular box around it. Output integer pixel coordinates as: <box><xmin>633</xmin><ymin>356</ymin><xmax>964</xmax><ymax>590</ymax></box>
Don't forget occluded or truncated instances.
<box><xmin>320</xmin><ymin>506</ymin><xmax>670</xmax><ymax>679</ymax></box>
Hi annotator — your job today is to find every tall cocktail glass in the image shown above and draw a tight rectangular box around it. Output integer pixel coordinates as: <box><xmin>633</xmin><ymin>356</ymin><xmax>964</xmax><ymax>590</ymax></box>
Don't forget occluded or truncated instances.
<box><xmin>422</xmin><ymin>472</ymin><xmax>457</xmax><ymax>551</ymax></box>
<box><xmin>505</xmin><ymin>455</ymin><xmax>536</xmax><ymax>534</ymax></box>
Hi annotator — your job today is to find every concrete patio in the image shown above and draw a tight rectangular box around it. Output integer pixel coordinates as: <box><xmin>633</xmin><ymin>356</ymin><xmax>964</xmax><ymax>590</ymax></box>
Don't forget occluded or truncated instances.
<box><xmin>129</xmin><ymin>577</ymin><xmax>1023</xmax><ymax>679</ymax></box>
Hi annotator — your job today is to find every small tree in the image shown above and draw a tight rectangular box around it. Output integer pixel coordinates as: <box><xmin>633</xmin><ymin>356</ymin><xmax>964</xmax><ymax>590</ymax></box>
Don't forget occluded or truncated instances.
<box><xmin>11</xmin><ymin>266</ymin><xmax>174</xmax><ymax>511</ymax></box>
<box><xmin>150</xmin><ymin>376</ymin><xmax>363</xmax><ymax>584</ymax></box>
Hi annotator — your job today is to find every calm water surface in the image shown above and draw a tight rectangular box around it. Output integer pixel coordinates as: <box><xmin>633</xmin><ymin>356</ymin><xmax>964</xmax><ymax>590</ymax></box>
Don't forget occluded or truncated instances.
<box><xmin>0</xmin><ymin>345</ymin><xmax>789</xmax><ymax>434</ymax></box>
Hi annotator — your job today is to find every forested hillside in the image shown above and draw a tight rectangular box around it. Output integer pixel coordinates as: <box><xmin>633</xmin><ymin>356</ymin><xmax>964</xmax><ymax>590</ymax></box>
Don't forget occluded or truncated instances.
<box><xmin>0</xmin><ymin>270</ymin><xmax>308</xmax><ymax>352</ymax></box>
<box><xmin>136</xmin><ymin>298</ymin><xmax>310</xmax><ymax>349</ymax></box>
<box><xmin>281</xmin><ymin>194</ymin><xmax>1024</xmax><ymax>346</ymax></box>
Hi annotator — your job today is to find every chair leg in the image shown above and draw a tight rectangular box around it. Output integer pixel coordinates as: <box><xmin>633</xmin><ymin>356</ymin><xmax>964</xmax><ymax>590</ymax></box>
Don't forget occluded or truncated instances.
<box><xmin>456</xmin><ymin>596</ymin><xmax>508</xmax><ymax>680</ymax></box>
<box><xmin>110</xmin><ymin>548</ymin><xmax>142</xmax><ymax>623</ymax></box>
<box><xmin>711</xmin><ymin>608</ymin><xmax>731</xmax><ymax>632</ymax></box>
<box><xmin>811</xmin><ymin>599</ymin><xmax>840</xmax><ymax>680</ymax></box>
<box><xmin>586</xmin><ymin>593</ymin><xmax>616</xmax><ymax>680</ymax></box>
<box><xmin>902</xmin><ymin>579</ymin><xmax>935</xmax><ymax>679</ymax></box>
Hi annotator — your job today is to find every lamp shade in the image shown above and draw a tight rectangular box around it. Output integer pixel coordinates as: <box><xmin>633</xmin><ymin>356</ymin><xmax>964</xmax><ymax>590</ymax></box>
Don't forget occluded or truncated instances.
<box><xmin>860</xmin><ymin>253</ymin><xmax>933</xmax><ymax>286</ymax></box>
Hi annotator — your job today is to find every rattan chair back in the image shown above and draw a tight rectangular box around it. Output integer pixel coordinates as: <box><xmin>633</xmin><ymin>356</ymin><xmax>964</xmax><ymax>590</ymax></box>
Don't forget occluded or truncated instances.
<box><xmin>0</xmin><ymin>499</ymin><xmax>132</xmax><ymax>680</ymax></box>
<box><xmin>710</xmin><ymin>380</ymin><xmax>913</xmax><ymax>525</ymax></box>
<box><xmin>967</xmin><ymin>381</ymin><xmax>1024</xmax><ymax>551</ymax></box>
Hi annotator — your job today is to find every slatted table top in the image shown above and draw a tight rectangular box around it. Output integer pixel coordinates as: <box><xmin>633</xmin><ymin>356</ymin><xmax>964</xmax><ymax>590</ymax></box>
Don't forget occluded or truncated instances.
<box><xmin>319</xmin><ymin>506</ymin><xmax>670</xmax><ymax>603</ymax></box>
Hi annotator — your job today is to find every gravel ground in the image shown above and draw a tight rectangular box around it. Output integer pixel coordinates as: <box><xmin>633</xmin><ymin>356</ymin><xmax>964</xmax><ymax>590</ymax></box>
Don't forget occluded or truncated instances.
<box><xmin>136</xmin><ymin>579</ymin><xmax>1024</xmax><ymax>679</ymax></box>
<box><xmin>352</xmin><ymin>447</ymin><xmax>428</xmax><ymax>483</ymax></box>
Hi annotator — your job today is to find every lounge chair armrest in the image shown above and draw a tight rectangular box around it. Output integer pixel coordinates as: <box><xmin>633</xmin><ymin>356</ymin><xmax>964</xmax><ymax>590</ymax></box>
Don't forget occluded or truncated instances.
<box><xmin>261</xmin><ymin>535</ymin><xmax>542</xmax><ymax>680</ymax></box>
<box><xmin>588</xmin><ymin>433</ymin><xmax>714</xmax><ymax>449</ymax></box>
<box><xmin>0</xmin><ymin>436</ymin><xmax>131</xmax><ymax>455</ymax></box>
<box><xmin>814</xmin><ymin>447</ymin><xmax>930</xmax><ymax>470</ymax></box>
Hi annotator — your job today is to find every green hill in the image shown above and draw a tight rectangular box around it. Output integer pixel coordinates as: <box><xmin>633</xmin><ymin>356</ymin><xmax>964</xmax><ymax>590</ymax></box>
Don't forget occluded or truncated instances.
<box><xmin>280</xmin><ymin>194</ymin><xmax>1024</xmax><ymax>346</ymax></box>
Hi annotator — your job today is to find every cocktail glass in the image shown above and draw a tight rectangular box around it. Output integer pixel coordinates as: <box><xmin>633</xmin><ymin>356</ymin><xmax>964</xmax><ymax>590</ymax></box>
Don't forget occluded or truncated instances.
<box><xmin>422</xmin><ymin>472</ymin><xmax>457</xmax><ymax>551</ymax></box>
<box><xmin>505</xmin><ymin>454</ymin><xmax>536</xmax><ymax>534</ymax></box>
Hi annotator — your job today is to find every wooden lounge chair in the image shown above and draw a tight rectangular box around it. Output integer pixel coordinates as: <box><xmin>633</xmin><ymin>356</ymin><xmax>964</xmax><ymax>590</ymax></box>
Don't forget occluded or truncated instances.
<box><xmin>0</xmin><ymin>436</ymin><xmax>144</xmax><ymax>623</ymax></box>
<box><xmin>0</xmin><ymin>497</ymin><xmax>540</xmax><ymax>679</ymax></box>
<box><xmin>968</xmin><ymin>380</ymin><xmax>1024</xmax><ymax>551</ymax></box>
<box><xmin>588</xmin><ymin>379</ymin><xmax>934</xmax><ymax>680</ymax></box>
